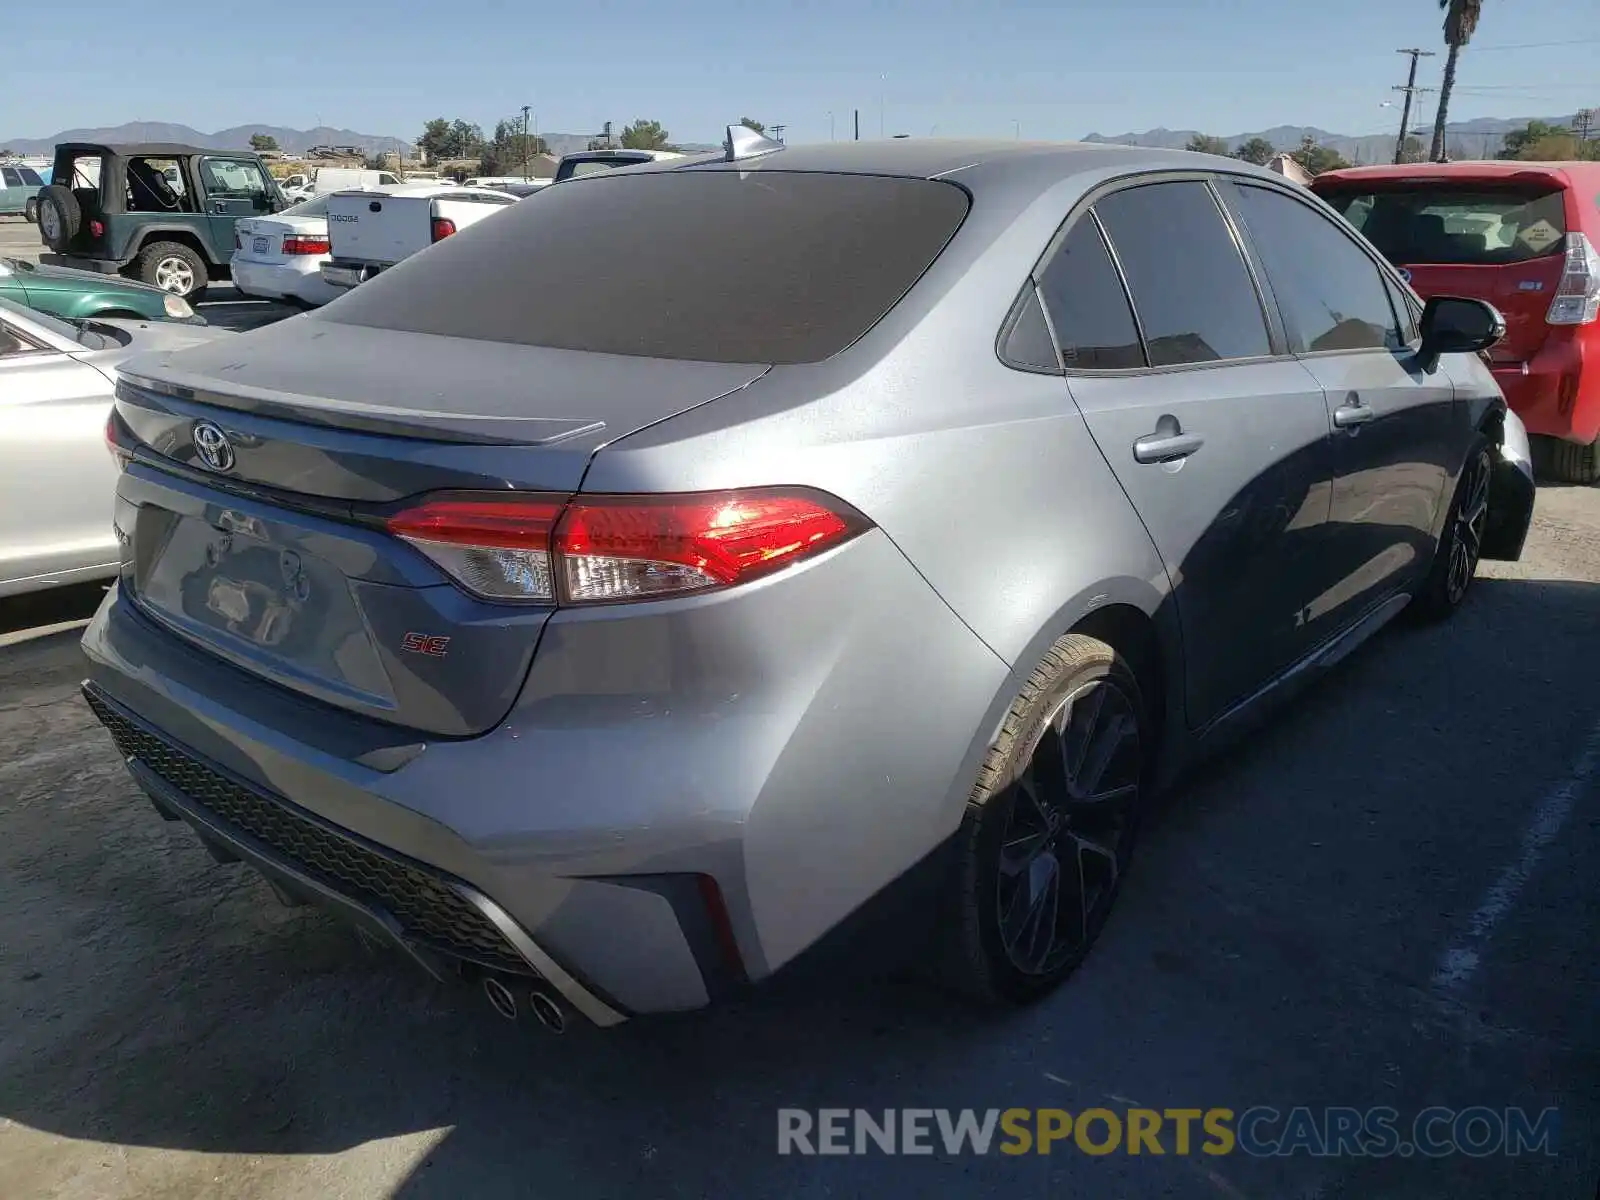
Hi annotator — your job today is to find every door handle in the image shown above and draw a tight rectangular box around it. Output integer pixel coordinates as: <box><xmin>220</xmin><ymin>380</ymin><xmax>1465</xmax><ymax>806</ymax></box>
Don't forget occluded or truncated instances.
<box><xmin>1133</xmin><ymin>417</ymin><xmax>1204</xmax><ymax>465</ymax></box>
<box><xmin>1332</xmin><ymin>398</ymin><xmax>1375</xmax><ymax>428</ymax></box>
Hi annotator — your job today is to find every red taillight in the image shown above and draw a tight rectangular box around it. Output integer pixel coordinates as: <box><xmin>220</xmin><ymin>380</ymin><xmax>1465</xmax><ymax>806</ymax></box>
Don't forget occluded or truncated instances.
<box><xmin>431</xmin><ymin>217</ymin><xmax>457</xmax><ymax>242</ymax></box>
<box><xmin>281</xmin><ymin>235</ymin><xmax>331</xmax><ymax>255</ymax></box>
<box><xmin>387</xmin><ymin>495</ymin><xmax>565</xmax><ymax>602</ymax></box>
<box><xmin>384</xmin><ymin>489</ymin><xmax>868</xmax><ymax>605</ymax></box>
<box><xmin>89</xmin><ymin>219</ymin><xmax>105</xmax><ymax>238</ymax></box>
<box><xmin>105</xmin><ymin>411</ymin><xmax>130</xmax><ymax>471</ymax></box>
<box><xmin>556</xmin><ymin>491</ymin><xmax>860</xmax><ymax>603</ymax></box>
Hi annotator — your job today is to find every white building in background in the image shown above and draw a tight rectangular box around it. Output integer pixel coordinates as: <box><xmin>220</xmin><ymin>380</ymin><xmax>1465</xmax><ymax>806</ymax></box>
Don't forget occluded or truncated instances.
<box><xmin>1265</xmin><ymin>153</ymin><xmax>1313</xmax><ymax>186</ymax></box>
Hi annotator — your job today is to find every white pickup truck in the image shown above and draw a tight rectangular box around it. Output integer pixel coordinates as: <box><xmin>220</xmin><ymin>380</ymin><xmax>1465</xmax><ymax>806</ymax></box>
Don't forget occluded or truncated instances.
<box><xmin>319</xmin><ymin>183</ymin><xmax>519</xmax><ymax>291</ymax></box>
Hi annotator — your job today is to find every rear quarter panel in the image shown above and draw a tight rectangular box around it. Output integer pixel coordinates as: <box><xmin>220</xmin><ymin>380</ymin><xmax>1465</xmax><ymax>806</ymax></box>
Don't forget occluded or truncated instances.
<box><xmin>579</xmin><ymin>161</ymin><xmax>1177</xmax><ymax>834</ymax></box>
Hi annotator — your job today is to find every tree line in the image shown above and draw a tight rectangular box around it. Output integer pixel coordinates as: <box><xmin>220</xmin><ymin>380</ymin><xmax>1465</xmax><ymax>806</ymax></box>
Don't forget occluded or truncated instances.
<box><xmin>414</xmin><ymin>115</ymin><xmax>683</xmax><ymax>175</ymax></box>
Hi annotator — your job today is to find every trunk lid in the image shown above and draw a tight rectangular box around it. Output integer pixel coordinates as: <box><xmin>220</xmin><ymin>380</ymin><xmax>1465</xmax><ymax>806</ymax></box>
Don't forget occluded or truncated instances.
<box><xmin>1398</xmin><ymin>258</ymin><xmax>1567</xmax><ymax>364</ymax></box>
<box><xmin>1314</xmin><ymin>173</ymin><xmax>1573</xmax><ymax>364</ymax></box>
<box><xmin>111</xmin><ymin>316</ymin><xmax>769</xmax><ymax>736</ymax></box>
<box><xmin>327</xmin><ymin>191</ymin><xmax>434</xmax><ymax>265</ymax></box>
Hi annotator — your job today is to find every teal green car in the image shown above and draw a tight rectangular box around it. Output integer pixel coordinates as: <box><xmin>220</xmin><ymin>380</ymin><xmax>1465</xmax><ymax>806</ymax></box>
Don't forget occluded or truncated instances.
<box><xmin>0</xmin><ymin>256</ymin><xmax>204</xmax><ymax>324</ymax></box>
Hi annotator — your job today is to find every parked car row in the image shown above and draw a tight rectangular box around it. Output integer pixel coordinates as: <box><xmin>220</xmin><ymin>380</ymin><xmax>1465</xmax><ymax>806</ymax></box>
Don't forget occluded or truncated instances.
<box><xmin>51</xmin><ymin>128</ymin><xmax>1542</xmax><ymax>1033</ymax></box>
<box><xmin>1310</xmin><ymin>160</ymin><xmax>1600</xmax><ymax>483</ymax></box>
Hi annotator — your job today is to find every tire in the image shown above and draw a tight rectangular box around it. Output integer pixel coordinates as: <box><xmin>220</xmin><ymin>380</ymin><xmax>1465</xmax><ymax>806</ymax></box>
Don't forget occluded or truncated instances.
<box><xmin>35</xmin><ymin>185</ymin><xmax>80</xmax><ymax>250</ymax></box>
<box><xmin>1548</xmin><ymin>435</ymin><xmax>1600</xmax><ymax>485</ymax></box>
<box><xmin>134</xmin><ymin>241</ymin><xmax>208</xmax><ymax>303</ymax></box>
<box><xmin>941</xmin><ymin>633</ymin><xmax>1150</xmax><ymax>1005</ymax></box>
<box><xmin>1411</xmin><ymin>436</ymin><xmax>1492</xmax><ymax>622</ymax></box>
<box><xmin>24</xmin><ymin>196</ymin><xmax>38</xmax><ymax>223</ymax></box>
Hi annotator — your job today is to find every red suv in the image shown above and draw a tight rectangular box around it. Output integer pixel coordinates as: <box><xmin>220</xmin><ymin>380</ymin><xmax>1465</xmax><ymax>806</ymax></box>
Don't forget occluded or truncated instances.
<box><xmin>1313</xmin><ymin>161</ymin><xmax>1600</xmax><ymax>483</ymax></box>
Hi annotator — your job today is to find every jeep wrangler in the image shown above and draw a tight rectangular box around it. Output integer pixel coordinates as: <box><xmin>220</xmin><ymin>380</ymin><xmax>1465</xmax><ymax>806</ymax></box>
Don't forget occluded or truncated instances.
<box><xmin>35</xmin><ymin>142</ymin><xmax>287</xmax><ymax>302</ymax></box>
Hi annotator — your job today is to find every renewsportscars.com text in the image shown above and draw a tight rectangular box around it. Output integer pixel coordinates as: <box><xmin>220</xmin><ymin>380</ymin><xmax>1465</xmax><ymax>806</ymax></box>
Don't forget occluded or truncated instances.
<box><xmin>777</xmin><ymin>1106</ymin><xmax>1559</xmax><ymax>1158</ymax></box>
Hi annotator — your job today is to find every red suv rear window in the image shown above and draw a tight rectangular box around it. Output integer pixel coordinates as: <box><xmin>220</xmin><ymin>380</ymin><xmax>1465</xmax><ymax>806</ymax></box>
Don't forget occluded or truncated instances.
<box><xmin>1320</xmin><ymin>185</ymin><xmax>1567</xmax><ymax>267</ymax></box>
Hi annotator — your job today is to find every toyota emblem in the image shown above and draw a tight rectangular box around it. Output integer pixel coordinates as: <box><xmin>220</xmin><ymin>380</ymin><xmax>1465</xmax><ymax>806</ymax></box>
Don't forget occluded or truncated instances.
<box><xmin>192</xmin><ymin>421</ymin><xmax>236</xmax><ymax>472</ymax></box>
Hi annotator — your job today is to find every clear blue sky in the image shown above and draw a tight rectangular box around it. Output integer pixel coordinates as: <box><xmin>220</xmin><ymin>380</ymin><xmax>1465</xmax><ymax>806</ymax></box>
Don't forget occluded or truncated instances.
<box><xmin>4</xmin><ymin>0</ymin><xmax>1597</xmax><ymax>145</ymax></box>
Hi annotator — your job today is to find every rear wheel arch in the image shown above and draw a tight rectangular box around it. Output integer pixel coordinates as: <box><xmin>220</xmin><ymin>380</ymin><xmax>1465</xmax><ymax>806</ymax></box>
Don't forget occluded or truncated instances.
<box><xmin>128</xmin><ymin>228</ymin><xmax>209</xmax><ymax>263</ymax></box>
<box><xmin>1070</xmin><ymin>603</ymin><xmax>1168</xmax><ymax>755</ymax></box>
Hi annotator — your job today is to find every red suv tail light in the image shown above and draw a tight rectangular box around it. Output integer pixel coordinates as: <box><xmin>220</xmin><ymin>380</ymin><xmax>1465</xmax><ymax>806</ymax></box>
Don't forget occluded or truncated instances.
<box><xmin>431</xmin><ymin>217</ymin><xmax>457</xmax><ymax>242</ymax></box>
<box><xmin>1547</xmin><ymin>232</ymin><xmax>1600</xmax><ymax>326</ymax></box>
<box><xmin>89</xmin><ymin>219</ymin><xmax>105</xmax><ymax>239</ymax></box>
<box><xmin>281</xmin><ymin>234</ymin><xmax>332</xmax><ymax>255</ymax></box>
<box><xmin>385</xmin><ymin>489</ymin><xmax>870</xmax><ymax>605</ymax></box>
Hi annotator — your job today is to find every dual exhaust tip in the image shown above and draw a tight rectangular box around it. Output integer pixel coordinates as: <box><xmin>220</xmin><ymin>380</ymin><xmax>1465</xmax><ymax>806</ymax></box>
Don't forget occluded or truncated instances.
<box><xmin>482</xmin><ymin>975</ymin><xmax>567</xmax><ymax>1033</ymax></box>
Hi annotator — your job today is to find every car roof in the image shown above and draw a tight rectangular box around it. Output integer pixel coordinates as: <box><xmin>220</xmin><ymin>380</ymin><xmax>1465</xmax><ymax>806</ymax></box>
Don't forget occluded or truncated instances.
<box><xmin>55</xmin><ymin>142</ymin><xmax>218</xmax><ymax>157</ymax></box>
<box><xmin>1313</xmin><ymin>160</ymin><xmax>1600</xmax><ymax>187</ymax></box>
<box><xmin>606</xmin><ymin>137</ymin><xmax>1292</xmax><ymax>202</ymax></box>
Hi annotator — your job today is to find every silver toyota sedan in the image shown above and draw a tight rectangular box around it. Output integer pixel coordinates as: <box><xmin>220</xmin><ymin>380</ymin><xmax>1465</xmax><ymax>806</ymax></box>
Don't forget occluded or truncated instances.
<box><xmin>0</xmin><ymin>298</ymin><xmax>224</xmax><ymax>598</ymax></box>
<box><xmin>80</xmin><ymin>134</ymin><xmax>1535</xmax><ymax>1029</ymax></box>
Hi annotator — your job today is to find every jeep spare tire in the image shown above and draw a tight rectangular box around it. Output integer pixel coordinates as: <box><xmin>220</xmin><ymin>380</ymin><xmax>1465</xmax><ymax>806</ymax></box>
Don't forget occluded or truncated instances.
<box><xmin>36</xmin><ymin>186</ymin><xmax>81</xmax><ymax>250</ymax></box>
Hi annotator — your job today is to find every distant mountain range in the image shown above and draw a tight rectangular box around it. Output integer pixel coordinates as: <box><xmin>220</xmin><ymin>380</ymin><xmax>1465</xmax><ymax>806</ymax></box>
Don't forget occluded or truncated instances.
<box><xmin>1082</xmin><ymin>114</ymin><xmax>1582</xmax><ymax>164</ymax></box>
<box><xmin>0</xmin><ymin>122</ymin><xmax>717</xmax><ymax>159</ymax></box>
<box><xmin>6</xmin><ymin>113</ymin><xmax>1576</xmax><ymax>164</ymax></box>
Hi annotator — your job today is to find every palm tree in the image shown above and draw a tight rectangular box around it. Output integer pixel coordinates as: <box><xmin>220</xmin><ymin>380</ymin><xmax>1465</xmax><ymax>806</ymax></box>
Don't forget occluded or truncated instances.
<box><xmin>1430</xmin><ymin>0</ymin><xmax>1485</xmax><ymax>162</ymax></box>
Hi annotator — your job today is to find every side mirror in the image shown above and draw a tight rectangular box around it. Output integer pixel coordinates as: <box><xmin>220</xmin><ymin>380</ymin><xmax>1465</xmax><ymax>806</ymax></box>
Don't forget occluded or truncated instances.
<box><xmin>1416</xmin><ymin>295</ymin><xmax>1505</xmax><ymax>372</ymax></box>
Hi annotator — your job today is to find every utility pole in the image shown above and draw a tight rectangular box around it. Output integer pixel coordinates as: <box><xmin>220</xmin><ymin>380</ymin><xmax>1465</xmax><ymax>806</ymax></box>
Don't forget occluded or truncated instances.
<box><xmin>1575</xmin><ymin>108</ymin><xmax>1596</xmax><ymax>147</ymax></box>
<box><xmin>521</xmin><ymin>104</ymin><xmax>531</xmax><ymax>180</ymax></box>
<box><xmin>770</xmin><ymin>124</ymin><xmax>786</xmax><ymax>144</ymax></box>
<box><xmin>1392</xmin><ymin>48</ymin><xmax>1436</xmax><ymax>163</ymax></box>
<box><xmin>854</xmin><ymin>109</ymin><xmax>859</xmax><ymax>141</ymax></box>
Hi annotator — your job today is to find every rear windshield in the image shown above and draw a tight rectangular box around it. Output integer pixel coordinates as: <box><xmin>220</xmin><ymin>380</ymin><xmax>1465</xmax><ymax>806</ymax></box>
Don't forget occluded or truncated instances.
<box><xmin>1321</xmin><ymin>185</ymin><xmax>1568</xmax><ymax>266</ymax></box>
<box><xmin>317</xmin><ymin>170</ymin><xmax>971</xmax><ymax>363</ymax></box>
<box><xmin>554</xmin><ymin>156</ymin><xmax>651</xmax><ymax>183</ymax></box>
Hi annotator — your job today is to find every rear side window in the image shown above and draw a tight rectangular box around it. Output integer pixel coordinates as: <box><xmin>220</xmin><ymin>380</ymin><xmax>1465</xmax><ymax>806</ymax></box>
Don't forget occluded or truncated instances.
<box><xmin>1093</xmin><ymin>181</ymin><xmax>1272</xmax><ymax>367</ymax></box>
<box><xmin>1035</xmin><ymin>217</ymin><xmax>1144</xmax><ymax>370</ymax></box>
<box><xmin>1321</xmin><ymin>185</ymin><xmax>1569</xmax><ymax>266</ymax></box>
<box><xmin>318</xmin><ymin>171</ymin><xmax>971</xmax><ymax>364</ymax></box>
<box><xmin>1230</xmin><ymin>184</ymin><xmax>1403</xmax><ymax>354</ymax></box>
<box><xmin>1</xmin><ymin>168</ymin><xmax>20</xmax><ymax>188</ymax></box>
<box><xmin>18</xmin><ymin>167</ymin><xmax>42</xmax><ymax>186</ymax></box>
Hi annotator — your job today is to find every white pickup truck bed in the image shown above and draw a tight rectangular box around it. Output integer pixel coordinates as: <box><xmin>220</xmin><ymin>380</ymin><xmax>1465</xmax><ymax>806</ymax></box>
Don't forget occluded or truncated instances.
<box><xmin>321</xmin><ymin>184</ymin><xmax>518</xmax><ymax>289</ymax></box>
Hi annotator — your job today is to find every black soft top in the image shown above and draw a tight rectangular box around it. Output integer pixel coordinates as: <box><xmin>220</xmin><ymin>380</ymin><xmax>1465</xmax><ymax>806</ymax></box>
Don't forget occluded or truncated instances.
<box><xmin>55</xmin><ymin>142</ymin><xmax>221</xmax><ymax>158</ymax></box>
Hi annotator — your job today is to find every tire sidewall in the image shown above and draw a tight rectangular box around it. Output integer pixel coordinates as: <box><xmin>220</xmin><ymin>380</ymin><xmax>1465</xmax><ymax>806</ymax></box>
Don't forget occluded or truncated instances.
<box><xmin>139</xmin><ymin>242</ymin><xmax>207</xmax><ymax>300</ymax></box>
<box><xmin>1415</xmin><ymin>436</ymin><xmax>1493</xmax><ymax>620</ymax></box>
<box><xmin>963</xmin><ymin>648</ymin><xmax>1147</xmax><ymax>1003</ymax></box>
<box><xmin>37</xmin><ymin>186</ymin><xmax>79</xmax><ymax>250</ymax></box>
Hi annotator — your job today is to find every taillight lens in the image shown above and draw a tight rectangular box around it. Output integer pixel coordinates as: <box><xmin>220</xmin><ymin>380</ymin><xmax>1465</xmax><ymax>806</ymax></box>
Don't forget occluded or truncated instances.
<box><xmin>385</xmin><ymin>489</ymin><xmax>869</xmax><ymax>605</ymax></box>
<box><xmin>555</xmin><ymin>491</ymin><xmax>861</xmax><ymax>603</ymax></box>
<box><xmin>105</xmin><ymin>410</ymin><xmax>130</xmax><ymax>471</ymax></box>
<box><xmin>281</xmin><ymin>235</ymin><xmax>331</xmax><ymax>255</ymax></box>
<box><xmin>234</xmin><ymin>229</ymin><xmax>242</xmax><ymax>250</ymax></box>
<box><xmin>89</xmin><ymin>219</ymin><xmax>105</xmax><ymax>238</ymax></box>
<box><xmin>387</xmin><ymin>495</ymin><xmax>565</xmax><ymax>602</ymax></box>
<box><xmin>431</xmin><ymin>217</ymin><xmax>457</xmax><ymax>242</ymax></box>
<box><xmin>1548</xmin><ymin>232</ymin><xmax>1600</xmax><ymax>326</ymax></box>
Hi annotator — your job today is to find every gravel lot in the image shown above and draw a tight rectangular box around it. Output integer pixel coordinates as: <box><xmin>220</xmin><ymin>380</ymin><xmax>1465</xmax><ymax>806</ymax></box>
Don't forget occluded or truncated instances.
<box><xmin>0</xmin><ymin>314</ymin><xmax>1596</xmax><ymax>1194</ymax></box>
<box><xmin>0</xmin><ymin>216</ymin><xmax>295</xmax><ymax>331</ymax></box>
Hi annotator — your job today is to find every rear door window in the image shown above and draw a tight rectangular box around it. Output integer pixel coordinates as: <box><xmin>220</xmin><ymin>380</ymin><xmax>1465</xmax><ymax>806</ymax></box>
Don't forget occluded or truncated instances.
<box><xmin>1033</xmin><ymin>216</ymin><xmax>1144</xmax><ymax>370</ymax></box>
<box><xmin>1321</xmin><ymin>185</ymin><xmax>1569</xmax><ymax>266</ymax></box>
<box><xmin>318</xmin><ymin>170</ymin><xmax>971</xmax><ymax>364</ymax></box>
<box><xmin>1228</xmin><ymin>183</ymin><xmax>1403</xmax><ymax>354</ymax></box>
<box><xmin>1092</xmin><ymin>181</ymin><xmax>1272</xmax><ymax>367</ymax></box>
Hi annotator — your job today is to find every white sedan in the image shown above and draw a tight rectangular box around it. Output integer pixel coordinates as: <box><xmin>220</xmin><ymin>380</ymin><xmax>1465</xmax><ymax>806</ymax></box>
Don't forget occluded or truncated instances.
<box><xmin>231</xmin><ymin>194</ymin><xmax>344</xmax><ymax>308</ymax></box>
<box><xmin>0</xmin><ymin>297</ymin><xmax>227</xmax><ymax>597</ymax></box>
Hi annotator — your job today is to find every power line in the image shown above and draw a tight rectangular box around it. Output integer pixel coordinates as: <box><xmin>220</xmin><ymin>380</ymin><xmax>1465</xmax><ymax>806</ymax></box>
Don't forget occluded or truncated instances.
<box><xmin>1465</xmin><ymin>37</ymin><xmax>1600</xmax><ymax>53</ymax></box>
